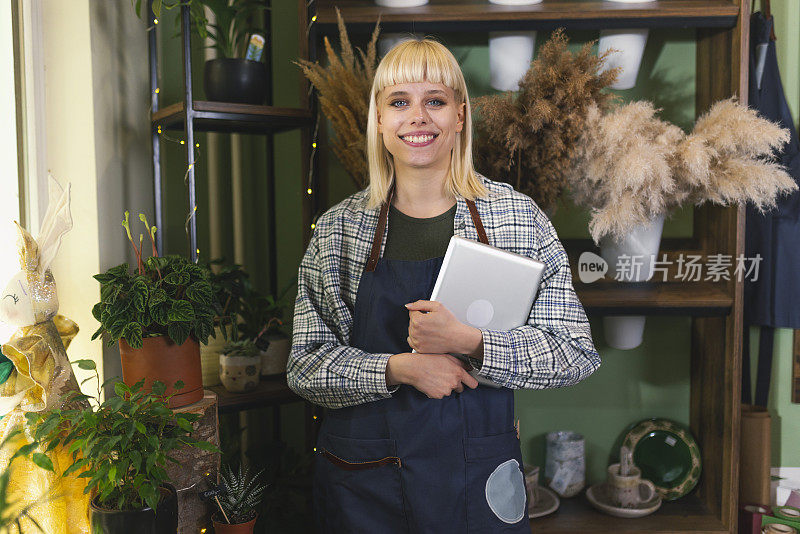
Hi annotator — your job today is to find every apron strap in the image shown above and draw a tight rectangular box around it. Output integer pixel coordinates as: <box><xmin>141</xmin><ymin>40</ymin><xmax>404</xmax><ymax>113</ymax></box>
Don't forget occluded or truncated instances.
<box><xmin>365</xmin><ymin>184</ymin><xmax>488</xmax><ymax>272</ymax></box>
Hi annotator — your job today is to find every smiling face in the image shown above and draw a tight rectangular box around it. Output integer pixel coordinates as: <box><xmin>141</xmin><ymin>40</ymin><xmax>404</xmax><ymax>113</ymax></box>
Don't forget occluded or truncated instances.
<box><xmin>377</xmin><ymin>81</ymin><xmax>465</xmax><ymax>176</ymax></box>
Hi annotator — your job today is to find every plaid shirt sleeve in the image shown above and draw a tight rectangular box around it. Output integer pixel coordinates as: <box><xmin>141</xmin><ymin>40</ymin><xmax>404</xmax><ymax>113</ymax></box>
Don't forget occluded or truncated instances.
<box><xmin>287</xmin><ymin>211</ymin><xmax>400</xmax><ymax>410</ymax></box>
<box><xmin>474</xmin><ymin>196</ymin><xmax>601</xmax><ymax>389</ymax></box>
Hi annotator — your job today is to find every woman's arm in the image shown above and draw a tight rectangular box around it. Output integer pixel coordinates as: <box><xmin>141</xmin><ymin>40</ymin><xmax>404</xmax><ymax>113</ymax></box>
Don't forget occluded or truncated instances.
<box><xmin>287</xmin><ymin>232</ymin><xmax>400</xmax><ymax>410</ymax></box>
<box><xmin>473</xmin><ymin>208</ymin><xmax>601</xmax><ymax>389</ymax></box>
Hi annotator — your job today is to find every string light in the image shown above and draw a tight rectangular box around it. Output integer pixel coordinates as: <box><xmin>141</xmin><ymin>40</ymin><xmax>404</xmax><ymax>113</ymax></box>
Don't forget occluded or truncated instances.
<box><xmin>188</xmin><ymin>163</ymin><xmax>193</xmax><ymax>169</ymax></box>
<box><xmin>157</xmin><ymin>126</ymin><xmax>162</xmax><ymax>134</ymax></box>
<box><xmin>312</xmin><ymin>415</ymin><xmax>317</xmax><ymax>420</ymax></box>
<box><xmin>200</xmin><ymin>529</ymin><xmax>206</xmax><ymax>533</ymax></box>
<box><xmin>312</xmin><ymin>142</ymin><xmax>316</xmax><ymax>148</ymax></box>
<box><xmin>311</xmin><ymin>223</ymin><xmax>315</xmax><ymax>230</ymax></box>
<box><xmin>313</xmin><ymin>447</ymin><xmax>317</xmax><ymax>452</ymax></box>
<box><xmin>154</xmin><ymin>18</ymin><xmax>159</xmax><ymax>24</ymax></box>
<box><xmin>180</xmin><ymin>140</ymin><xmax>185</xmax><ymax>145</ymax></box>
<box><xmin>195</xmin><ymin>143</ymin><xmax>200</xmax><ymax>148</ymax></box>
<box><xmin>307</xmin><ymin>188</ymin><xmax>312</xmax><ymax>195</ymax></box>
<box><xmin>311</xmin><ymin>15</ymin><xmax>316</xmax><ymax>22</ymax></box>
<box><xmin>155</xmin><ymin>87</ymin><xmax>160</xmax><ymax>94</ymax></box>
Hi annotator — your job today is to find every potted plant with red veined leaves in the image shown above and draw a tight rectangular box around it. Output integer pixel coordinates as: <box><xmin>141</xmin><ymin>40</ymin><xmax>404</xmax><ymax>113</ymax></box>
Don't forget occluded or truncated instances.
<box><xmin>91</xmin><ymin>212</ymin><xmax>218</xmax><ymax>408</ymax></box>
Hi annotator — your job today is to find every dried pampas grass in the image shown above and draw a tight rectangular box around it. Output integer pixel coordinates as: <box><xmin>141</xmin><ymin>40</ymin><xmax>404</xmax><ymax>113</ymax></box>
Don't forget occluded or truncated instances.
<box><xmin>295</xmin><ymin>8</ymin><xmax>380</xmax><ymax>189</ymax></box>
<box><xmin>472</xmin><ymin>29</ymin><xmax>620</xmax><ymax>213</ymax></box>
<box><xmin>569</xmin><ymin>97</ymin><xmax>797</xmax><ymax>244</ymax></box>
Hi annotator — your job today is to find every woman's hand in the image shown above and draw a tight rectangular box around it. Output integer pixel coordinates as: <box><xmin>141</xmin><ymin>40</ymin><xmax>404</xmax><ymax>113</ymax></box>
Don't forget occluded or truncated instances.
<box><xmin>387</xmin><ymin>352</ymin><xmax>478</xmax><ymax>398</ymax></box>
<box><xmin>405</xmin><ymin>300</ymin><xmax>483</xmax><ymax>356</ymax></box>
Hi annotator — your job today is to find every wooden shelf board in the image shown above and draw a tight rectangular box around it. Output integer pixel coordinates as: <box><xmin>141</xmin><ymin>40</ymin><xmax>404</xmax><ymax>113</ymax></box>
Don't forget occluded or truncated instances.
<box><xmin>208</xmin><ymin>374</ymin><xmax>302</xmax><ymax>414</ymax></box>
<box><xmin>576</xmin><ymin>281</ymin><xmax>732</xmax><ymax>316</ymax></box>
<box><xmin>152</xmin><ymin>101</ymin><xmax>312</xmax><ymax>134</ymax></box>
<box><xmin>316</xmin><ymin>0</ymin><xmax>739</xmax><ymax>32</ymax></box>
<box><xmin>531</xmin><ymin>493</ymin><xmax>727</xmax><ymax>533</ymax></box>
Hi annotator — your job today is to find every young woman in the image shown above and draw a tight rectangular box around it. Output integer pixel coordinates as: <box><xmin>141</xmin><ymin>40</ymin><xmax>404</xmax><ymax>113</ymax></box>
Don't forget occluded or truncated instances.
<box><xmin>288</xmin><ymin>39</ymin><xmax>600</xmax><ymax>533</ymax></box>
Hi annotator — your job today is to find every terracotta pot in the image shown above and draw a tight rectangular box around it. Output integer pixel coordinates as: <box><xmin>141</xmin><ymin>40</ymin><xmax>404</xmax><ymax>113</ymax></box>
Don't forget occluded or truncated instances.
<box><xmin>212</xmin><ymin>513</ymin><xmax>257</xmax><ymax>534</ymax></box>
<box><xmin>119</xmin><ymin>335</ymin><xmax>204</xmax><ymax>408</ymax></box>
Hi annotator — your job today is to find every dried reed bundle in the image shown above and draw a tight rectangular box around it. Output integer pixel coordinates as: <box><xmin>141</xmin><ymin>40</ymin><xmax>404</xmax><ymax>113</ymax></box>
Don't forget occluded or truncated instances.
<box><xmin>675</xmin><ymin>98</ymin><xmax>796</xmax><ymax>210</ymax></box>
<box><xmin>569</xmin><ymin>101</ymin><xmax>684</xmax><ymax>243</ymax></box>
<box><xmin>472</xmin><ymin>29</ymin><xmax>620</xmax><ymax>213</ymax></box>
<box><xmin>569</xmin><ymin>98</ymin><xmax>797</xmax><ymax>244</ymax></box>
<box><xmin>295</xmin><ymin>9</ymin><xmax>380</xmax><ymax>189</ymax></box>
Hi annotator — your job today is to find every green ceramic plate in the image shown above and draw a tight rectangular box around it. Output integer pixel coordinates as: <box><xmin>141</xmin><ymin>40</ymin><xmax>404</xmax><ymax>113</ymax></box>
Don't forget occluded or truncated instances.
<box><xmin>622</xmin><ymin>418</ymin><xmax>702</xmax><ymax>501</ymax></box>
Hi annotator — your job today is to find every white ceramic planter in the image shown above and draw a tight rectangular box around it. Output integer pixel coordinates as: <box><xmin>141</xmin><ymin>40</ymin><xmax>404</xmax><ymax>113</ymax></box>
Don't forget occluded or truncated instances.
<box><xmin>260</xmin><ymin>336</ymin><xmax>290</xmax><ymax>376</ymax></box>
<box><xmin>598</xmin><ymin>29</ymin><xmax>649</xmax><ymax>90</ymax></box>
<box><xmin>599</xmin><ymin>214</ymin><xmax>665</xmax><ymax>350</ymax></box>
<box><xmin>489</xmin><ymin>31</ymin><xmax>537</xmax><ymax>91</ymax></box>
<box><xmin>219</xmin><ymin>354</ymin><xmax>261</xmax><ymax>393</ymax></box>
<box><xmin>375</xmin><ymin>0</ymin><xmax>428</xmax><ymax>7</ymax></box>
<box><xmin>199</xmin><ymin>325</ymin><xmax>225</xmax><ymax>387</ymax></box>
<box><xmin>379</xmin><ymin>33</ymin><xmax>422</xmax><ymax>58</ymax></box>
<box><xmin>488</xmin><ymin>0</ymin><xmax>543</xmax><ymax>5</ymax></box>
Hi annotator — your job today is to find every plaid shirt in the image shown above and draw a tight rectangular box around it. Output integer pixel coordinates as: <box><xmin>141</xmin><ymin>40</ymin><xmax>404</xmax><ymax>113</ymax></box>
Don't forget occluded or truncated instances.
<box><xmin>288</xmin><ymin>175</ymin><xmax>601</xmax><ymax>409</ymax></box>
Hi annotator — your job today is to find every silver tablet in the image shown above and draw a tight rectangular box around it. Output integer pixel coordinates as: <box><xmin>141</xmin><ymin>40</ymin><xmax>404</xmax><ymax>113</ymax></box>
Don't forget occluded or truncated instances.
<box><xmin>430</xmin><ymin>236</ymin><xmax>546</xmax><ymax>388</ymax></box>
<box><xmin>431</xmin><ymin>236</ymin><xmax>545</xmax><ymax>331</ymax></box>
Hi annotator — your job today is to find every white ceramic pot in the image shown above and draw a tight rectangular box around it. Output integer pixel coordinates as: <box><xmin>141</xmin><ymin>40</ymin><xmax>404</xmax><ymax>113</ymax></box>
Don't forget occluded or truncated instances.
<box><xmin>199</xmin><ymin>326</ymin><xmax>226</xmax><ymax>387</ymax></box>
<box><xmin>598</xmin><ymin>29</ymin><xmax>649</xmax><ymax>90</ymax></box>
<box><xmin>219</xmin><ymin>353</ymin><xmax>261</xmax><ymax>393</ymax></box>
<box><xmin>260</xmin><ymin>336</ymin><xmax>290</xmax><ymax>376</ymax></box>
<box><xmin>375</xmin><ymin>0</ymin><xmax>428</xmax><ymax>7</ymax></box>
<box><xmin>599</xmin><ymin>214</ymin><xmax>665</xmax><ymax>350</ymax></box>
<box><xmin>489</xmin><ymin>31</ymin><xmax>536</xmax><ymax>91</ymax></box>
<box><xmin>545</xmin><ymin>431</ymin><xmax>585</xmax><ymax>498</ymax></box>
<box><xmin>379</xmin><ymin>32</ymin><xmax>422</xmax><ymax>58</ymax></box>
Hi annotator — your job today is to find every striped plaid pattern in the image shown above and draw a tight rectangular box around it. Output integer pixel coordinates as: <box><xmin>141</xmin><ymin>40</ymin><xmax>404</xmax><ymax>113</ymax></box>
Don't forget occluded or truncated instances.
<box><xmin>288</xmin><ymin>174</ymin><xmax>601</xmax><ymax>409</ymax></box>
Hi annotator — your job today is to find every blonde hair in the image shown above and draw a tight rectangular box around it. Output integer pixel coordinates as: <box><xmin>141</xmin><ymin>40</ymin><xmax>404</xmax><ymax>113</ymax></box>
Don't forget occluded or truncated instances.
<box><xmin>365</xmin><ymin>38</ymin><xmax>488</xmax><ymax>209</ymax></box>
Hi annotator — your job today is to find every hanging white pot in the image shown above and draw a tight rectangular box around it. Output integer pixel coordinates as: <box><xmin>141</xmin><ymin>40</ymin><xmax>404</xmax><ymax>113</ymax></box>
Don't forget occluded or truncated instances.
<box><xmin>599</xmin><ymin>214</ymin><xmax>665</xmax><ymax>350</ymax></box>
<box><xmin>260</xmin><ymin>335</ymin><xmax>291</xmax><ymax>376</ymax></box>
<box><xmin>375</xmin><ymin>0</ymin><xmax>428</xmax><ymax>7</ymax></box>
<box><xmin>379</xmin><ymin>33</ymin><xmax>422</xmax><ymax>58</ymax></box>
<box><xmin>489</xmin><ymin>31</ymin><xmax>537</xmax><ymax>91</ymax></box>
<box><xmin>598</xmin><ymin>29</ymin><xmax>649</xmax><ymax>90</ymax></box>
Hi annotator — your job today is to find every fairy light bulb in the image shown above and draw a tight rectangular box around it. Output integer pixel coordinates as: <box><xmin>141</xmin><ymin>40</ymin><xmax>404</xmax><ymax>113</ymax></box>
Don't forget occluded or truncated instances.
<box><xmin>312</xmin><ymin>142</ymin><xmax>317</xmax><ymax>148</ymax></box>
<box><xmin>154</xmin><ymin>18</ymin><xmax>159</xmax><ymax>24</ymax></box>
<box><xmin>311</xmin><ymin>15</ymin><xmax>316</xmax><ymax>22</ymax></box>
<box><xmin>180</xmin><ymin>140</ymin><xmax>185</xmax><ymax>145</ymax></box>
<box><xmin>307</xmin><ymin>188</ymin><xmax>312</xmax><ymax>195</ymax></box>
<box><xmin>311</xmin><ymin>223</ymin><xmax>316</xmax><ymax>230</ymax></box>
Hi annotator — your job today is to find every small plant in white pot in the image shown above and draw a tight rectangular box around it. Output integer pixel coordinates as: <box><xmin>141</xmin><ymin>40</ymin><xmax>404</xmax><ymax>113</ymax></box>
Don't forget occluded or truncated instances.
<box><xmin>212</xmin><ymin>464</ymin><xmax>268</xmax><ymax>534</ymax></box>
<box><xmin>219</xmin><ymin>339</ymin><xmax>261</xmax><ymax>393</ymax></box>
<box><xmin>203</xmin><ymin>262</ymin><xmax>250</xmax><ymax>387</ymax></box>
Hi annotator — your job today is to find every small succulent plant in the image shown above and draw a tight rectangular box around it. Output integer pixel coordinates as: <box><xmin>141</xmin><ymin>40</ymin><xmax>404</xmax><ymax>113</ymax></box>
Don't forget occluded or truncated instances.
<box><xmin>216</xmin><ymin>464</ymin><xmax>268</xmax><ymax>525</ymax></box>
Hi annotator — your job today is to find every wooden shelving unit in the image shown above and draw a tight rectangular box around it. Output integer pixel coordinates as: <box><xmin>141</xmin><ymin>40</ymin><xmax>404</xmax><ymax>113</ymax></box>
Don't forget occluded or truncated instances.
<box><xmin>316</xmin><ymin>0</ymin><xmax>739</xmax><ymax>32</ymax></box>
<box><xmin>152</xmin><ymin>101</ymin><xmax>312</xmax><ymax>135</ymax></box>
<box><xmin>309</xmin><ymin>1</ymin><xmax>749</xmax><ymax>533</ymax></box>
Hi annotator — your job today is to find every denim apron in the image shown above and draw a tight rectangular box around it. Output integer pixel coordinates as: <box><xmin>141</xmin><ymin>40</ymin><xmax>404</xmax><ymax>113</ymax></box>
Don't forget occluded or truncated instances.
<box><xmin>313</xmin><ymin>189</ymin><xmax>529</xmax><ymax>533</ymax></box>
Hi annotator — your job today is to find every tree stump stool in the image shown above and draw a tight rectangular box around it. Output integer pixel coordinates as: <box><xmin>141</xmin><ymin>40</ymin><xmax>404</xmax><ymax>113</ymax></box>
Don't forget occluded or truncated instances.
<box><xmin>168</xmin><ymin>390</ymin><xmax>220</xmax><ymax>533</ymax></box>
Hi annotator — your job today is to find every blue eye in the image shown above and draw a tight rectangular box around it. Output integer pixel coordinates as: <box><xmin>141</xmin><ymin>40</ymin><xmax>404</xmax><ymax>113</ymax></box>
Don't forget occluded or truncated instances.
<box><xmin>390</xmin><ymin>100</ymin><xmax>407</xmax><ymax>108</ymax></box>
<box><xmin>428</xmin><ymin>99</ymin><xmax>445</xmax><ymax>106</ymax></box>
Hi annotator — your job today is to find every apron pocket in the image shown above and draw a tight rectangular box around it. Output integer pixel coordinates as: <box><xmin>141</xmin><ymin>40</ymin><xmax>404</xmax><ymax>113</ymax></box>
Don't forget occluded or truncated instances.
<box><xmin>464</xmin><ymin>430</ymin><xmax>528</xmax><ymax>532</ymax></box>
<box><xmin>314</xmin><ymin>432</ymin><xmax>406</xmax><ymax>533</ymax></box>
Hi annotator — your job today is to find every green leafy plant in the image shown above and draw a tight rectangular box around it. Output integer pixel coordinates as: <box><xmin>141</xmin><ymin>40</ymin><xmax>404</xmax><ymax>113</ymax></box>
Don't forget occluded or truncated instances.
<box><xmin>207</xmin><ymin>260</ymin><xmax>251</xmax><ymax>342</ymax></box>
<box><xmin>0</xmin><ymin>428</ymin><xmax>49</xmax><ymax>533</ymax></box>
<box><xmin>238</xmin><ymin>279</ymin><xmax>295</xmax><ymax>341</ymax></box>
<box><xmin>91</xmin><ymin>212</ymin><xmax>217</xmax><ymax>349</ymax></box>
<box><xmin>26</xmin><ymin>359</ymin><xmax>219</xmax><ymax>513</ymax></box>
<box><xmin>215</xmin><ymin>464</ymin><xmax>267</xmax><ymax>525</ymax></box>
<box><xmin>222</xmin><ymin>339</ymin><xmax>260</xmax><ymax>359</ymax></box>
<box><xmin>132</xmin><ymin>0</ymin><xmax>268</xmax><ymax>59</ymax></box>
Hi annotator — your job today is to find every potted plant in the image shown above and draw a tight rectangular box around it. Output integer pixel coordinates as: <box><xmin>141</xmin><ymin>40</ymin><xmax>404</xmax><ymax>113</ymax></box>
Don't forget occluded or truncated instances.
<box><xmin>219</xmin><ymin>339</ymin><xmax>261</xmax><ymax>393</ymax></box>
<box><xmin>92</xmin><ymin>212</ymin><xmax>217</xmax><ymax>408</ymax></box>
<box><xmin>201</xmin><ymin>261</ymin><xmax>250</xmax><ymax>387</ymax></box>
<box><xmin>211</xmin><ymin>464</ymin><xmax>267</xmax><ymax>534</ymax></box>
<box><xmin>239</xmin><ymin>280</ymin><xmax>295</xmax><ymax>377</ymax></box>
<box><xmin>133</xmin><ymin>0</ymin><xmax>269</xmax><ymax>104</ymax></box>
<box><xmin>26</xmin><ymin>360</ymin><xmax>219</xmax><ymax>534</ymax></box>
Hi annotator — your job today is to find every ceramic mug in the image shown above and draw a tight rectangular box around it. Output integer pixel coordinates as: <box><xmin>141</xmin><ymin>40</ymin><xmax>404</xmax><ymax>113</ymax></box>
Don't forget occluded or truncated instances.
<box><xmin>607</xmin><ymin>463</ymin><xmax>656</xmax><ymax>508</ymax></box>
<box><xmin>523</xmin><ymin>464</ymin><xmax>539</xmax><ymax>509</ymax></box>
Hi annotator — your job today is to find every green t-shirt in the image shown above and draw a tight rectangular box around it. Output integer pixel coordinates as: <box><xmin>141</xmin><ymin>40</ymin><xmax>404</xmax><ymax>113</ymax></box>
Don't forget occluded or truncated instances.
<box><xmin>383</xmin><ymin>202</ymin><xmax>456</xmax><ymax>261</ymax></box>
